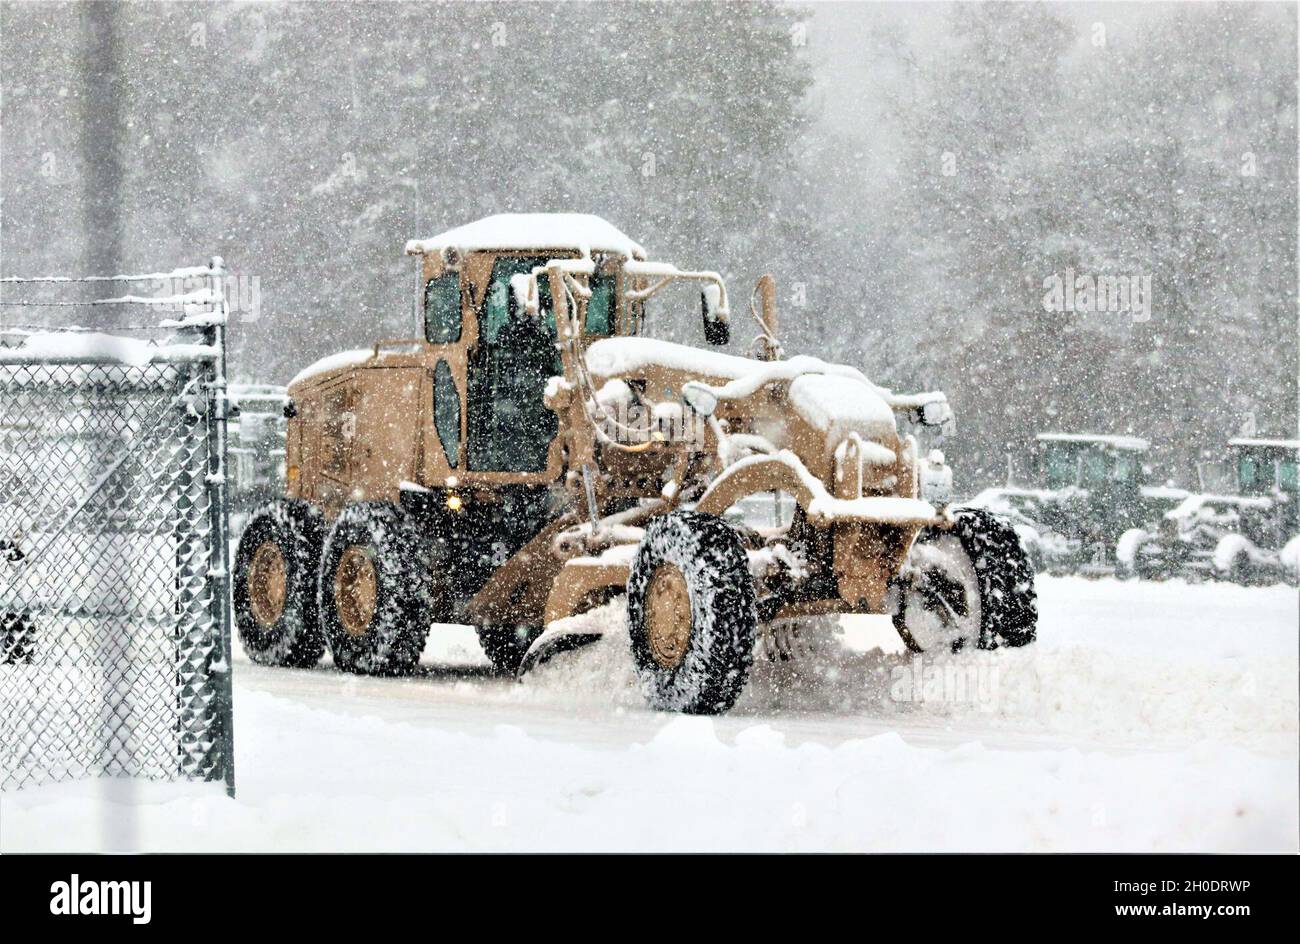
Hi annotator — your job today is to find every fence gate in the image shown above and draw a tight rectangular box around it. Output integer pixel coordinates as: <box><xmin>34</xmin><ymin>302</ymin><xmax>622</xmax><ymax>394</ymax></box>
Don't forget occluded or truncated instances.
<box><xmin>0</xmin><ymin>261</ymin><xmax>235</xmax><ymax>794</ymax></box>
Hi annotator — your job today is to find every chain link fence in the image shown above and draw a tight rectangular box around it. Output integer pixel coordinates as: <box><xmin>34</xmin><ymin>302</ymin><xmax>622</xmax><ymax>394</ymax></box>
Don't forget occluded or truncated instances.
<box><xmin>0</xmin><ymin>262</ymin><xmax>235</xmax><ymax>794</ymax></box>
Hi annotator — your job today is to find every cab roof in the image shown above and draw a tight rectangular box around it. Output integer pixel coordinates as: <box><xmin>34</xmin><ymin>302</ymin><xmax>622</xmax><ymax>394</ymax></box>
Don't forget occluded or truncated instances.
<box><xmin>1035</xmin><ymin>432</ymin><xmax>1149</xmax><ymax>452</ymax></box>
<box><xmin>1228</xmin><ymin>437</ymin><xmax>1300</xmax><ymax>452</ymax></box>
<box><xmin>405</xmin><ymin>213</ymin><xmax>645</xmax><ymax>259</ymax></box>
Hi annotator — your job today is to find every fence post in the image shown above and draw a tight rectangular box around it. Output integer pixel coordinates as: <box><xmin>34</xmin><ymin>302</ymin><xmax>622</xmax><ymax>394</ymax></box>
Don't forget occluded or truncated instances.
<box><xmin>204</xmin><ymin>256</ymin><xmax>237</xmax><ymax>798</ymax></box>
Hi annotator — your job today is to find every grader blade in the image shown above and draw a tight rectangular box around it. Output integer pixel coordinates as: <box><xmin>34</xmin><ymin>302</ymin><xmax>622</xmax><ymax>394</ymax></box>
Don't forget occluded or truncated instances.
<box><xmin>516</xmin><ymin>624</ymin><xmax>604</xmax><ymax>677</ymax></box>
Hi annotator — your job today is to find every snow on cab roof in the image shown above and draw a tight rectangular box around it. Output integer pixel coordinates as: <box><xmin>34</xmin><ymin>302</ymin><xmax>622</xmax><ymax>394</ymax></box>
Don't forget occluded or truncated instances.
<box><xmin>405</xmin><ymin>213</ymin><xmax>645</xmax><ymax>258</ymax></box>
<box><xmin>1228</xmin><ymin>437</ymin><xmax>1300</xmax><ymax>451</ymax></box>
<box><xmin>1035</xmin><ymin>432</ymin><xmax>1149</xmax><ymax>451</ymax></box>
<box><xmin>288</xmin><ymin>348</ymin><xmax>375</xmax><ymax>389</ymax></box>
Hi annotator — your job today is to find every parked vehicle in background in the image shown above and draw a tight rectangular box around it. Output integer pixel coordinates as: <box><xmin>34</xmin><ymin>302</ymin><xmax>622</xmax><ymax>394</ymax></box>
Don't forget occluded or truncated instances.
<box><xmin>1118</xmin><ymin>438</ymin><xmax>1300</xmax><ymax>585</ymax></box>
<box><xmin>228</xmin><ymin>384</ymin><xmax>288</xmax><ymax>538</ymax></box>
<box><xmin>965</xmin><ymin>432</ymin><xmax>1184</xmax><ymax>576</ymax></box>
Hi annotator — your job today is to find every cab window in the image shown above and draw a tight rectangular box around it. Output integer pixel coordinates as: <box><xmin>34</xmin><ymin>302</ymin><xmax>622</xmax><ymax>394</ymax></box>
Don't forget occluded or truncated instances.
<box><xmin>433</xmin><ymin>359</ymin><xmax>460</xmax><ymax>468</ymax></box>
<box><xmin>1079</xmin><ymin>450</ymin><xmax>1107</xmax><ymax>488</ymax></box>
<box><xmin>1278</xmin><ymin>459</ymin><xmax>1299</xmax><ymax>492</ymax></box>
<box><xmin>585</xmin><ymin>273</ymin><xmax>616</xmax><ymax>336</ymax></box>
<box><xmin>481</xmin><ymin>257</ymin><xmax>555</xmax><ymax>343</ymax></box>
<box><xmin>1239</xmin><ymin>454</ymin><xmax>1273</xmax><ymax>492</ymax></box>
<box><xmin>1044</xmin><ymin>446</ymin><xmax>1076</xmax><ymax>489</ymax></box>
<box><xmin>424</xmin><ymin>273</ymin><xmax>461</xmax><ymax>343</ymax></box>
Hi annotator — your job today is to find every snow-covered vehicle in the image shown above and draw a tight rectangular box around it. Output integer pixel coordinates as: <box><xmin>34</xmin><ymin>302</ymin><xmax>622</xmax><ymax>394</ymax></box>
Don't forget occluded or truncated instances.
<box><xmin>1118</xmin><ymin>438</ymin><xmax>1300</xmax><ymax>585</ymax></box>
<box><xmin>965</xmin><ymin>432</ymin><xmax>1179</xmax><ymax>576</ymax></box>
<box><xmin>232</xmin><ymin>214</ymin><xmax>1036</xmax><ymax>714</ymax></box>
<box><xmin>227</xmin><ymin>384</ymin><xmax>288</xmax><ymax>537</ymax></box>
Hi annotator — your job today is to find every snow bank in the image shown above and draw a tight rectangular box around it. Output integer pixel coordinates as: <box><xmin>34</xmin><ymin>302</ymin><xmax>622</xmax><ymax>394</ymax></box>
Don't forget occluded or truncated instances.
<box><xmin>405</xmin><ymin>213</ymin><xmax>645</xmax><ymax>258</ymax></box>
<box><xmin>1227</xmin><ymin>437</ymin><xmax>1300</xmax><ymax>451</ymax></box>
<box><xmin>2</xmin><ymin>578</ymin><xmax>1294</xmax><ymax>852</ymax></box>
<box><xmin>521</xmin><ymin>580</ymin><xmax>1298</xmax><ymax>749</ymax></box>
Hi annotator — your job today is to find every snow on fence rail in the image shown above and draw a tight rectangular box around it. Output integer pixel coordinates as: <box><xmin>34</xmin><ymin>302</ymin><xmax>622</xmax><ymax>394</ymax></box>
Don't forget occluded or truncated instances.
<box><xmin>0</xmin><ymin>259</ymin><xmax>235</xmax><ymax>795</ymax></box>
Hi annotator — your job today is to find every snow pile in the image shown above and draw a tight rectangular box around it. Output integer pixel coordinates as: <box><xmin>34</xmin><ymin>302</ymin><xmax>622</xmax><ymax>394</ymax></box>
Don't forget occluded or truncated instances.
<box><xmin>521</xmin><ymin>579</ymin><xmax>1298</xmax><ymax>749</ymax></box>
<box><xmin>701</xmin><ymin>450</ymin><xmax>934</xmax><ymax>524</ymax></box>
<box><xmin>585</xmin><ymin>338</ymin><xmax>879</xmax><ymax>394</ymax></box>
<box><xmin>1281</xmin><ymin>537</ymin><xmax>1300</xmax><ymax>580</ymax></box>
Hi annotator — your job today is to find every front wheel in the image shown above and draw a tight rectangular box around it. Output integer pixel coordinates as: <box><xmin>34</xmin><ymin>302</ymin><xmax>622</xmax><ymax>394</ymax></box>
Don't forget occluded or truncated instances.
<box><xmin>318</xmin><ymin>502</ymin><xmax>437</xmax><ymax>675</ymax></box>
<box><xmin>1115</xmin><ymin>528</ymin><xmax>1149</xmax><ymax>580</ymax></box>
<box><xmin>626</xmin><ymin>512</ymin><xmax>757</xmax><ymax>714</ymax></box>
<box><xmin>894</xmin><ymin>508</ymin><xmax>1038</xmax><ymax>653</ymax></box>
<box><xmin>1281</xmin><ymin>536</ymin><xmax>1300</xmax><ymax>587</ymax></box>
<box><xmin>1213</xmin><ymin>534</ymin><xmax>1260</xmax><ymax>586</ymax></box>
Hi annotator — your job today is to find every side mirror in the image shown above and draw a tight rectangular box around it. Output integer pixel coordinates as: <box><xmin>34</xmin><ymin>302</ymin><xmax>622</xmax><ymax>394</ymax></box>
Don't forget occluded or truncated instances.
<box><xmin>920</xmin><ymin>400</ymin><xmax>952</xmax><ymax>427</ymax></box>
<box><xmin>681</xmin><ymin>381</ymin><xmax>719</xmax><ymax>418</ymax></box>
<box><xmin>701</xmin><ymin>285</ymin><xmax>729</xmax><ymax>346</ymax></box>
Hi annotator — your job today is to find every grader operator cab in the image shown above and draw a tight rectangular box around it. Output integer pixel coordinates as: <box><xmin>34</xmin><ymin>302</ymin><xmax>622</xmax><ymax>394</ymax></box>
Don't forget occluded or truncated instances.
<box><xmin>234</xmin><ymin>214</ymin><xmax>1036</xmax><ymax>714</ymax></box>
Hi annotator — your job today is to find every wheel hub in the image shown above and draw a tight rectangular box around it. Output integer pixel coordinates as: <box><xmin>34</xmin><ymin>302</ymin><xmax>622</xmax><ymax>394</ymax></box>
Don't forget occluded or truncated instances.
<box><xmin>645</xmin><ymin>563</ymin><xmax>692</xmax><ymax>669</ymax></box>
<box><xmin>248</xmin><ymin>540</ymin><xmax>287</xmax><ymax>628</ymax></box>
<box><xmin>335</xmin><ymin>545</ymin><xmax>377</xmax><ymax>637</ymax></box>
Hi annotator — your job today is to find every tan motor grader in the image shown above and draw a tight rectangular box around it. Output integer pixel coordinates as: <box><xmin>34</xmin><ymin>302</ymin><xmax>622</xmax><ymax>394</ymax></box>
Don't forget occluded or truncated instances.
<box><xmin>233</xmin><ymin>214</ymin><xmax>1036</xmax><ymax>714</ymax></box>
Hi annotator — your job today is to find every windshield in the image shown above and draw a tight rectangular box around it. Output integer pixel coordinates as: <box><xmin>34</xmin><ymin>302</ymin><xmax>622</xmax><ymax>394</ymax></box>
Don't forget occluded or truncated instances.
<box><xmin>481</xmin><ymin>256</ymin><xmax>555</xmax><ymax>343</ymax></box>
<box><xmin>1043</xmin><ymin>445</ymin><xmax>1076</xmax><ymax>489</ymax></box>
<box><xmin>1238</xmin><ymin>452</ymin><xmax>1274</xmax><ymax>493</ymax></box>
<box><xmin>1079</xmin><ymin>450</ymin><xmax>1108</xmax><ymax>488</ymax></box>
<box><xmin>467</xmin><ymin>256</ymin><xmax>563</xmax><ymax>473</ymax></box>
<box><xmin>1112</xmin><ymin>451</ymin><xmax>1136</xmax><ymax>484</ymax></box>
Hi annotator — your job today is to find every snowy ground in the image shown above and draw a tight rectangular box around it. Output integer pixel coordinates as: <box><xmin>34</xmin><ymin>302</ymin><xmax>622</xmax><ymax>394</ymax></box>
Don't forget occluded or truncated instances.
<box><xmin>2</xmin><ymin>576</ymin><xmax>1296</xmax><ymax>852</ymax></box>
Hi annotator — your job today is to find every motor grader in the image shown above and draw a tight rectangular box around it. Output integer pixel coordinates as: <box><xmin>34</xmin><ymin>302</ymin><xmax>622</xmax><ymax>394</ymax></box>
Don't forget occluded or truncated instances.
<box><xmin>234</xmin><ymin>213</ymin><xmax>1036</xmax><ymax>714</ymax></box>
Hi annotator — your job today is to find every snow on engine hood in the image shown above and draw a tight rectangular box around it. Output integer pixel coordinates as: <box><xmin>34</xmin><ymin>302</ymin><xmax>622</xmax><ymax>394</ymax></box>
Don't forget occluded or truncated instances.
<box><xmin>787</xmin><ymin>373</ymin><xmax>895</xmax><ymax>445</ymax></box>
<box><xmin>585</xmin><ymin>337</ymin><xmax>897</xmax><ymax>445</ymax></box>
